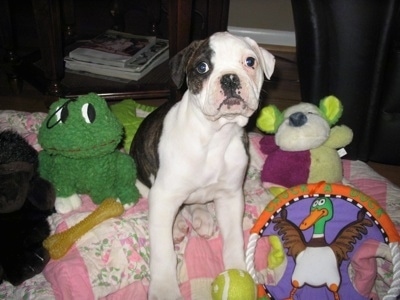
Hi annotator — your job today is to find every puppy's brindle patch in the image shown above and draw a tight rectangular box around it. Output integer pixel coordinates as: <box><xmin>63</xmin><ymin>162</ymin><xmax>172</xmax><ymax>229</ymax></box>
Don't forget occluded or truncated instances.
<box><xmin>130</xmin><ymin>101</ymin><xmax>174</xmax><ymax>188</ymax></box>
<box><xmin>185</xmin><ymin>40</ymin><xmax>214</xmax><ymax>95</ymax></box>
<box><xmin>169</xmin><ymin>38</ymin><xmax>214</xmax><ymax>94</ymax></box>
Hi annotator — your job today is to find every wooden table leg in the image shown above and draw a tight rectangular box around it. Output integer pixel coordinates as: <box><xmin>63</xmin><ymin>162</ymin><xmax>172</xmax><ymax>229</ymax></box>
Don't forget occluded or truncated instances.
<box><xmin>62</xmin><ymin>0</ymin><xmax>77</xmax><ymax>43</ymax></box>
<box><xmin>207</xmin><ymin>0</ymin><xmax>230</xmax><ymax>34</ymax></box>
<box><xmin>32</xmin><ymin>0</ymin><xmax>64</xmax><ymax>96</ymax></box>
<box><xmin>168</xmin><ymin>0</ymin><xmax>192</xmax><ymax>57</ymax></box>
<box><xmin>0</xmin><ymin>0</ymin><xmax>23</xmax><ymax>94</ymax></box>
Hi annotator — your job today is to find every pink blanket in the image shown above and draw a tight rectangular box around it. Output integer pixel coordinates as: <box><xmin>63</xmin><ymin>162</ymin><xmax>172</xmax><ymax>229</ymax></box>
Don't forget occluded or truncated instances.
<box><xmin>0</xmin><ymin>111</ymin><xmax>399</xmax><ymax>299</ymax></box>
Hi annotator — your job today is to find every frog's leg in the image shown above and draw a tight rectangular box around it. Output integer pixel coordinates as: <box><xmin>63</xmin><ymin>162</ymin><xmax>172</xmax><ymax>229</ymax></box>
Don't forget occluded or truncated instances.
<box><xmin>52</xmin><ymin>169</ymin><xmax>82</xmax><ymax>213</ymax></box>
<box><xmin>55</xmin><ymin>194</ymin><xmax>82</xmax><ymax>214</ymax></box>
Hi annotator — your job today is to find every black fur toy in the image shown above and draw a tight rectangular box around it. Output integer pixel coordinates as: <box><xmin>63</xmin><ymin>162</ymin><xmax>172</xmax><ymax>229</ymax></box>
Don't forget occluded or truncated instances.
<box><xmin>0</xmin><ymin>130</ymin><xmax>55</xmax><ymax>286</ymax></box>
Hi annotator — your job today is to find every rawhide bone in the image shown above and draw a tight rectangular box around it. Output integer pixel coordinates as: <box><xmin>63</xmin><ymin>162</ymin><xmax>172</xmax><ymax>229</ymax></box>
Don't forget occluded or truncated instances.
<box><xmin>43</xmin><ymin>198</ymin><xmax>124</xmax><ymax>259</ymax></box>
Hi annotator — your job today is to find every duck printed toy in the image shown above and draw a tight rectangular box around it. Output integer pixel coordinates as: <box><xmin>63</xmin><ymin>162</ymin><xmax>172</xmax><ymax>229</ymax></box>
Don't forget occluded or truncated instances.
<box><xmin>274</xmin><ymin>196</ymin><xmax>372</xmax><ymax>300</ymax></box>
<box><xmin>246</xmin><ymin>182</ymin><xmax>400</xmax><ymax>300</ymax></box>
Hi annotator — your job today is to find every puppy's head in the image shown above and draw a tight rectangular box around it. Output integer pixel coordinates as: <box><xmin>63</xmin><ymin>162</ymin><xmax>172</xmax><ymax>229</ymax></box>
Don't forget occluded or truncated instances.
<box><xmin>170</xmin><ymin>32</ymin><xmax>275</xmax><ymax>123</ymax></box>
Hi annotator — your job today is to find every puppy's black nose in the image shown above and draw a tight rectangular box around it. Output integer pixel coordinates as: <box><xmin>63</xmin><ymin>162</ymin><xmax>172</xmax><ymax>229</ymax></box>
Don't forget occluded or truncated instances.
<box><xmin>289</xmin><ymin>112</ymin><xmax>307</xmax><ymax>127</ymax></box>
<box><xmin>220</xmin><ymin>74</ymin><xmax>241</xmax><ymax>92</ymax></box>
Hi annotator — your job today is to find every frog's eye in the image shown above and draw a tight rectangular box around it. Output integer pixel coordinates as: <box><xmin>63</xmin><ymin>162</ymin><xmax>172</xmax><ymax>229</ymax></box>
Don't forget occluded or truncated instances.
<box><xmin>55</xmin><ymin>105</ymin><xmax>69</xmax><ymax>124</ymax></box>
<box><xmin>82</xmin><ymin>103</ymin><xmax>96</xmax><ymax>124</ymax></box>
<box><xmin>46</xmin><ymin>100</ymin><xmax>73</xmax><ymax>129</ymax></box>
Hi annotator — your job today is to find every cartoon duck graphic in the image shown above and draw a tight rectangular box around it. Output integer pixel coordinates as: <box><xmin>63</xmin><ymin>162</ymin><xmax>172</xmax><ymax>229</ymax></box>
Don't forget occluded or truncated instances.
<box><xmin>273</xmin><ymin>196</ymin><xmax>373</xmax><ymax>300</ymax></box>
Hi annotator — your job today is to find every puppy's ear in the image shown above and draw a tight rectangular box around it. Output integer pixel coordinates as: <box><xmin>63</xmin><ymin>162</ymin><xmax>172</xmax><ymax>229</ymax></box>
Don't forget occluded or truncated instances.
<box><xmin>244</xmin><ymin>37</ymin><xmax>275</xmax><ymax>80</ymax></box>
<box><xmin>169</xmin><ymin>40</ymin><xmax>203</xmax><ymax>88</ymax></box>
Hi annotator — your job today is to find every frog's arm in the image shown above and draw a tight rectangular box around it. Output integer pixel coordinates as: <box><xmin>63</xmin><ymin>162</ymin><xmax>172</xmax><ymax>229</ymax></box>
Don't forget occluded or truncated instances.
<box><xmin>38</xmin><ymin>151</ymin><xmax>77</xmax><ymax>197</ymax></box>
<box><xmin>38</xmin><ymin>151</ymin><xmax>52</xmax><ymax>181</ymax></box>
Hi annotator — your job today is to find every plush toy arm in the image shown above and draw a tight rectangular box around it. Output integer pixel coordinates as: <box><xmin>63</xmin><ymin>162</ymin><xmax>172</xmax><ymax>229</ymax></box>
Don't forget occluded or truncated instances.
<box><xmin>259</xmin><ymin>135</ymin><xmax>279</xmax><ymax>154</ymax></box>
<box><xmin>28</xmin><ymin>176</ymin><xmax>56</xmax><ymax>210</ymax></box>
<box><xmin>38</xmin><ymin>151</ymin><xmax>78</xmax><ymax>198</ymax></box>
<box><xmin>324</xmin><ymin>125</ymin><xmax>353</xmax><ymax>149</ymax></box>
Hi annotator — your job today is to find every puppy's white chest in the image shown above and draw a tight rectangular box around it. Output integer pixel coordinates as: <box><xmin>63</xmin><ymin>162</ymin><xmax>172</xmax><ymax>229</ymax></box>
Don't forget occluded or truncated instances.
<box><xmin>184</xmin><ymin>139</ymin><xmax>248</xmax><ymax>204</ymax></box>
<box><xmin>196</xmin><ymin>149</ymin><xmax>229</xmax><ymax>184</ymax></box>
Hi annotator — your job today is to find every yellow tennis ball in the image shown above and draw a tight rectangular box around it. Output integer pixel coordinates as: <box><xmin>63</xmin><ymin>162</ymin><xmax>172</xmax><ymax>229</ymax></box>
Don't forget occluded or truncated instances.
<box><xmin>211</xmin><ymin>269</ymin><xmax>257</xmax><ymax>300</ymax></box>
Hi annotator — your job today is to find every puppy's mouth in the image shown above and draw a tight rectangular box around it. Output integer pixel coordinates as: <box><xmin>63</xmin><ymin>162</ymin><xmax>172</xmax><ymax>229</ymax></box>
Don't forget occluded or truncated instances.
<box><xmin>218</xmin><ymin>95</ymin><xmax>245</xmax><ymax>110</ymax></box>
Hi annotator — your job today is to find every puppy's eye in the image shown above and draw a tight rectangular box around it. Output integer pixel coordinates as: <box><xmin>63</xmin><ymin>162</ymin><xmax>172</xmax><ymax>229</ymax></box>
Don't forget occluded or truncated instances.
<box><xmin>246</xmin><ymin>57</ymin><xmax>256</xmax><ymax>67</ymax></box>
<box><xmin>196</xmin><ymin>62</ymin><xmax>209</xmax><ymax>74</ymax></box>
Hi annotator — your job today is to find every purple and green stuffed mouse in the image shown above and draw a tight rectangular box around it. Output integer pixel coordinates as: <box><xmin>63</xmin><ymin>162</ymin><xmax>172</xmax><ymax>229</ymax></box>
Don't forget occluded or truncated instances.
<box><xmin>38</xmin><ymin>93</ymin><xmax>139</xmax><ymax>213</ymax></box>
<box><xmin>256</xmin><ymin>95</ymin><xmax>353</xmax><ymax>189</ymax></box>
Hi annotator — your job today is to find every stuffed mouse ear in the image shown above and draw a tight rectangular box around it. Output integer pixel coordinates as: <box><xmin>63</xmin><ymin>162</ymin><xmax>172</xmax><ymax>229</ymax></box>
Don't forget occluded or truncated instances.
<box><xmin>256</xmin><ymin>105</ymin><xmax>283</xmax><ymax>133</ymax></box>
<box><xmin>319</xmin><ymin>95</ymin><xmax>343</xmax><ymax>126</ymax></box>
<box><xmin>169</xmin><ymin>40</ymin><xmax>204</xmax><ymax>89</ymax></box>
<box><xmin>244</xmin><ymin>37</ymin><xmax>275</xmax><ymax>80</ymax></box>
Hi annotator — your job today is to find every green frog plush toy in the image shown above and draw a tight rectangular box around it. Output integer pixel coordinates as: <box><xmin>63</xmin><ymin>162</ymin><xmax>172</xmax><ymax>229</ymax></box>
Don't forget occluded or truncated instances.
<box><xmin>38</xmin><ymin>93</ymin><xmax>139</xmax><ymax>213</ymax></box>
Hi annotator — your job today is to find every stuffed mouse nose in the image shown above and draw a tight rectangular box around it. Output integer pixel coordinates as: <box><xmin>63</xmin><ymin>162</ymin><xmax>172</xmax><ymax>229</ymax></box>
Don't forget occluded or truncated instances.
<box><xmin>289</xmin><ymin>112</ymin><xmax>307</xmax><ymax>127</ymax></box>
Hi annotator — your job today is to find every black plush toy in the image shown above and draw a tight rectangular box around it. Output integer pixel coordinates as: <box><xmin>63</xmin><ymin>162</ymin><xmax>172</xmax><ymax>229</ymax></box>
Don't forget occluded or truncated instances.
<box><xmin>0</xmin><ymin>130</ymin><xmax>55</xmax><ymax>286</ymax></box>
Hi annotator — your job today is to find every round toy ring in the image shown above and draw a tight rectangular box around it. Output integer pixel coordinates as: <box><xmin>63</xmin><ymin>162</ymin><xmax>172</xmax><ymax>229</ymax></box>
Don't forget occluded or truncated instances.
<box><xmin>246</xmin><ymin>182</ymin><xmax>400</xmax><ymax>300</ymax></box>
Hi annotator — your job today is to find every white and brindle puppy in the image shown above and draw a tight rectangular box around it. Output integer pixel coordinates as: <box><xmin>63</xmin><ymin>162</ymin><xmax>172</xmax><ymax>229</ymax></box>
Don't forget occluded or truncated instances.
<box><xmin>130</xmin><ymin>31</ymin><xmax>275</xmax><ymax>299</ymax></box>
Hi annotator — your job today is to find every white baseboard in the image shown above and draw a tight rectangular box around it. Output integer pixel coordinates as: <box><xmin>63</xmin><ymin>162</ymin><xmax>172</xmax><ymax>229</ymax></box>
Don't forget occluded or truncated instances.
<box><xmin>228</xmin><ymin>26</ymin><xmax>296</xmax><ymax>47</ymax></box>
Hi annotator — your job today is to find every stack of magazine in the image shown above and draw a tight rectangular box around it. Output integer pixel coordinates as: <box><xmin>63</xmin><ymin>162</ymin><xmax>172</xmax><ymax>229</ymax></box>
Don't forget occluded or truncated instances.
<box><xmin>65</xmin><ymin>30</ymin><xmax>169</xmax><ymax>81</ymax></box>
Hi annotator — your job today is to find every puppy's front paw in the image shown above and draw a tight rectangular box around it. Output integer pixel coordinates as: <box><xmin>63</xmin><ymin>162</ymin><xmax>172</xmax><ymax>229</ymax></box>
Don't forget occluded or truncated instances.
<box><xmin>173</xmin><ymin>212</ymin><xmax>189</xmax><ymax>244</ymax></box>
<box><xmin>191</xmin><ymin>205</ymin><xmax>216</xmax><ymax>239</ymax></box>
